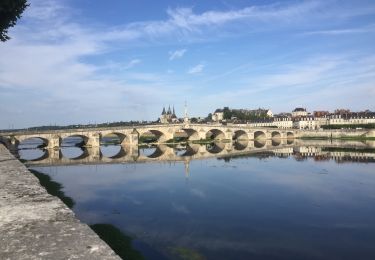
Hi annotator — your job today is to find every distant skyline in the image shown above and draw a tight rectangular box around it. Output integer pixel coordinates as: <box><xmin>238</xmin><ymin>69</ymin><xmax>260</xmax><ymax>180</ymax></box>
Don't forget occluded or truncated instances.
<box><xmin>1</xmin><ymin>0</ymin><xmax>375</xmax><ymax>129</ymax></box>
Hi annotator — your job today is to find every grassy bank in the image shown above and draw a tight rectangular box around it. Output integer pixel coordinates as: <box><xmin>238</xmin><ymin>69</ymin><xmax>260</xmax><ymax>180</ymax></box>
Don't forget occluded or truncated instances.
<box><xmin>299</xmin><ymin>136</ymin><xmax>375</xmax><ymax>141</ymax></box>
<box><xmin>322</xmin><ymin>147</ymin><xmax>375</xmax><ymax>153</ymax></box>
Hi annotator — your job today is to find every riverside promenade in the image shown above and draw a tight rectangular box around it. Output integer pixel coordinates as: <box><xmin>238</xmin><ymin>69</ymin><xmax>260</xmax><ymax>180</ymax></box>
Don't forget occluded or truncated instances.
<box><xmin>0</xmin><ymin>144</ymin><xmax>120</xmax><ymax>260</ymax></box>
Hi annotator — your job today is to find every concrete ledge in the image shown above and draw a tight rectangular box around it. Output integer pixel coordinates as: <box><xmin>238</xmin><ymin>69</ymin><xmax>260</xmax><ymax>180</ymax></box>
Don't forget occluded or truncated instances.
<box><xmin>0</xmin><ymin>144</ymin><xmax>121</xmax><ymax>260</ymax></box>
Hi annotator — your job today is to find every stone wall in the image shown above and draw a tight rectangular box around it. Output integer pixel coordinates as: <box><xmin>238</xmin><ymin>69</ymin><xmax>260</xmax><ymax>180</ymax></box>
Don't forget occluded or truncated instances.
<box><xmin>0</xmin><ymin>144</ymin><xmax>121</xmax><ymax>260</ymax></box>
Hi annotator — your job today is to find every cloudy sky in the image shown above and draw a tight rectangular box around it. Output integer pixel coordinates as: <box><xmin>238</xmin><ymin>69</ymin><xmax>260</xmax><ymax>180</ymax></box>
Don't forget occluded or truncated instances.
<box><xmin>1</xmin><ymin>0</ymin><xmax>375</xmax><ymax>129</ymax></box>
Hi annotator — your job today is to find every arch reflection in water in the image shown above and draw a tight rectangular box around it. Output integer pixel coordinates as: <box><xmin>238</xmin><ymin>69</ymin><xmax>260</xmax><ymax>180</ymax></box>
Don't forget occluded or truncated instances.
<box><xmin>61</xmin><ymin>147</ymin><xmax>89</xmax><ymax>160</ymax></box>
<box><xmin>19</xmin><ymin>148</ymin><xmax>48</xmax><ymax>161</ymax></box>
<box><xmin>234</xmin><ymin>140</ymin><xmax>248</xmax><ymax>150</ymax></box>
<box><xmin>254</xmin><ymin>139</ymin><xmax>266</xmax><ymax>148</ymax></box>
<box><xmin>233</xmin><ymin>130</ymin><xmax>249</xmax><ymax>141</ymax></box>
<box><xmin>272</xmin><ymin>139</ymin><xmax>281</xmax><ymax>146</ymax></box>
<box><xmin>21</xmin><ymin>139</ymin><xmax>375</xmax><ymax>167</ymax></box>
<box><xmin>206</xmin><ymin>142</ymin><xmax>225</xmax><ymax>154</ymax></box>
<box><xmin>139</xmin><ymin>145</ymin><xmax>168</xmax><ymax>158</ymax></box>
<box><xmin>100</xmin><ymin>145</ymin><xmax>125</xmax><ymax>159</ymax></box>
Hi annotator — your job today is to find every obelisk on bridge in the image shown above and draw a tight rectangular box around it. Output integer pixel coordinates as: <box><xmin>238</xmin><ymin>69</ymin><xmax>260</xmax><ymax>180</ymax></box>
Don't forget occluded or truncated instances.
<box><xmin>184</xmin><ymin>101</ymin><xmax>190</xmax><ymax>127</ymax></box>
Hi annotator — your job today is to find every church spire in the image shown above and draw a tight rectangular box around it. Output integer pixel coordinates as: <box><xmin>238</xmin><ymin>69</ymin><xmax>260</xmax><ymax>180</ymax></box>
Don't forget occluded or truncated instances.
<box><xmin>162</xmin><ymin>106</ymin><xmax>166</xmax><ymax>115</ymax></box>
<box><xmin>167</xmin><ymin>105</ymin><xmax>172</xmax><ymax>114</ymax></box>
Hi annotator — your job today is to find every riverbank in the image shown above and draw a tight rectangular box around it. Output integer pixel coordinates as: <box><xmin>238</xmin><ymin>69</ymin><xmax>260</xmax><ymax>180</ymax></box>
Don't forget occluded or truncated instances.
<box><xmin>0</xmin><ymin>144</ymin><xmax>121</xmax><ymax>259</ymax></box>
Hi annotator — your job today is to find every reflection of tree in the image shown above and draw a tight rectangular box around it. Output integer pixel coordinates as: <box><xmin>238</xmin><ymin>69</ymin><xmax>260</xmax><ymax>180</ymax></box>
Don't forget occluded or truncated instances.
<box><xmin>217</xmin><ymin>152</ymin><xmax>275</xmax><ymax>161</ymax></box>
<box><xmin>313</xmin><ymin>155</ymin><xmax>330</xmax><ymax>161</ymax></box>
<box><xmin>90</xmin><ymin>224</ymin><xmax>144</xmax><ymax>260</ymax></box>
<box><xmin>29</xmin><ymin>169</ymin><xmax>75</xmax><ymax>209</ymax></box>
<box><xmin>293</xmin><ymin>153</ymin><xmax>308</xmax><ymax>161</ymax></box>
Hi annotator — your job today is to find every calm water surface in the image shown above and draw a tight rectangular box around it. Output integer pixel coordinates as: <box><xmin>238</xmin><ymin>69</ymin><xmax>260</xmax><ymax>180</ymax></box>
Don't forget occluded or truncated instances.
<box><xmin>18</xmin><ymin>139</ymin><xmax>375</xmax><ymax>260</ymax></box>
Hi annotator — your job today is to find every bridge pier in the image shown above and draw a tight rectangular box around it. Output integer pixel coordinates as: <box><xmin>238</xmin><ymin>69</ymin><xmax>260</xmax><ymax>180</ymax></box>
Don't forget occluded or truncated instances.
<box><xmin>47</xmin><ymin>135</ymin><xmax>61</xmax><ymax>149</ymax></box>
<box><xmin>8</xmin><ymin>137</ymin><xmax>19</xmax><ymax>153</ymax></box>
<box><xmin>50</xmin><ymin>148</ymin><xmax>62</xmax><ymax>160</ymax></box>
<box><xmin>86</xmin><ymin>133</ymin><xmax>101</xmax><ymax>147</ymax></box>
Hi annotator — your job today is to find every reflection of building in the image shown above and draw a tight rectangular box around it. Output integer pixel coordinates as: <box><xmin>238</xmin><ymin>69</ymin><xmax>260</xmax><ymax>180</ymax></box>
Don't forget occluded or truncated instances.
<box><xmin>160</xmin><ymin>106</ymin><xmax>179</xmax><ymax>124</ymax></box>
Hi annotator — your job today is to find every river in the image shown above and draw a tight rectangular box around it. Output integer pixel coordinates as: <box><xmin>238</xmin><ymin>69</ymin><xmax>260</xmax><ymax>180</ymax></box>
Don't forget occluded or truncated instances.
<box><xmin>17</xmin><ymin>138</ymin><xmax>375</xmax><ymax>260</ymax></box>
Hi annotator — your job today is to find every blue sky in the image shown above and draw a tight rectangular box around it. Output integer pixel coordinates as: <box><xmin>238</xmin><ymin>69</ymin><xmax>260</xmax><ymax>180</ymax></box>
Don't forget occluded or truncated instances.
<box><xmin>1</xmin><ymin>0</ymin><xmax>375</xmax><ymax>128</ymax></box>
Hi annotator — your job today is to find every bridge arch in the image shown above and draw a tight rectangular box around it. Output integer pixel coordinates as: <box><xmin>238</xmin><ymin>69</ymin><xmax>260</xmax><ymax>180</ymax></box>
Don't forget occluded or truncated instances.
<box><xmin>206</xmin><ymin>129</ymin><xmax>226</xmax><ymax>140</ymax></box>
<box><xmin>271</xmin><ymin>131</ymin><xmax>281</xmax><ymax>139</ymax></box>
<box><xmin>61</xmin><ymin>134</ymin><xmax>89</xmax><ymax>147</ymax></box>
<box><xmin>139</xmin><ymin>130</ymin><xmax>170</xmax><ymax>143</ymax></box>
<box><xmin>101</xmin><ymin>132</ymin><xmax>126</xmax><ymax>145</ymax></box>
<box><xmin>179</xmin><ymin>128</ymin><xmax>200</xmax><ymax>141</ymax></box>
<box><xmin>18</xmin><ymin>137</ymin><xmax>49</xmax><ymax>149</ymax></box>
<box><xmin>233</xmin><ymin>130</ymin><xmax>249</xmax><ymax>141</ymax></box>
<box><xmin>254</xmin><ymin>131</ymin><xmax>266</xmax><ymax>140</ymax></box>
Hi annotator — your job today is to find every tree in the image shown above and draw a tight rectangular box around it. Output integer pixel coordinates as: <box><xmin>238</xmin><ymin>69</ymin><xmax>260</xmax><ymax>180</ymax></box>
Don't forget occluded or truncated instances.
<box><xmin>223</xmin><ymin>107</ymin><xmax>232</xmax><ymax>120</ymax></box>
<box><xmin>0</xmin><ymin>0</ymin><xmax>28</xmax><ymax>42</ymax></box>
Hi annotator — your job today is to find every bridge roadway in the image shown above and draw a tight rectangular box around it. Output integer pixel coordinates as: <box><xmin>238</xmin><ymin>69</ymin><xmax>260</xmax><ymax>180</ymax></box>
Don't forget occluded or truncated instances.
<box><xmin>0</xmin><ymin>123</ymin><xmax>297</xmax><ymax>150</ymax></box>
<box><xmin>22</xmin><ymin>139</ymin><xmax>375</xmax><ymax>167</ymax></box>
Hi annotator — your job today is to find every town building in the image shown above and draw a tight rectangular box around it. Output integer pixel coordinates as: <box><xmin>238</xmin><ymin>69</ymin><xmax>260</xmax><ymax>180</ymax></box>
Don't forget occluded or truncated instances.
<box><xmin>273</xmin><ymin>117</ymin><xmax>293</xmax><ymax>129</ymax></box>
<box><xmin>327</xmin><ymin>112</ymin><xmax>375</xmax><ymax>125</ymax></box>
<box><xmin>212</xmin><ymin>109</ymin><xmax>224</xmax><ymax>122</ymax></box>
<box><xmin>292</xmin><ymin>107</ymin><xmax>308</xmax><ymax>118</ymax></box>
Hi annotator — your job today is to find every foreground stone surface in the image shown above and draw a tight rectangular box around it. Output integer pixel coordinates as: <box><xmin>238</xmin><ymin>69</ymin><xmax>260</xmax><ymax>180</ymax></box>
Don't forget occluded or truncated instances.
<box><xmin>0</xmin><ymin>144</ymin><xmax>121</xmax><ymax>260</ymax></box>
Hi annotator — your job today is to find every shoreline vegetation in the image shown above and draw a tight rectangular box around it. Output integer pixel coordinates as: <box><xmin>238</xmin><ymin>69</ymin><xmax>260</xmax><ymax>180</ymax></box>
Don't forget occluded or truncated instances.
<box><xmin>299</xmin><ymin>136</ymin><xmax>375</xmax><ymax>141</ymax></box>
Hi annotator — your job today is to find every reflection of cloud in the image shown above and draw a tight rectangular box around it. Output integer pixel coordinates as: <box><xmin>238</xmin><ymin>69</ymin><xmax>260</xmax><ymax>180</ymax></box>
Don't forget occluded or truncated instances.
<box><xmin>190</xmin><ymin>188</ymin><xmax>206</xmax><ymax>199</ymax></box>
<box><xmin>125</xmin><ymin>195</ymin><xmax>143</xmax><ymax>206</ymax></box>
<box><xmin>172</xmin><ymin>202</ymin><xmax>190</xmax><ymax>214</ymax></box>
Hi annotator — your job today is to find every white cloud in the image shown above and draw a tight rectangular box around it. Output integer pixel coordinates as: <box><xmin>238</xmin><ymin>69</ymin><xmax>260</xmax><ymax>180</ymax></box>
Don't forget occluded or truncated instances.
<box><xmin>169</xmin><ymin>49</ymin><xmax>187</xmax><ymax>60</ymax></box>
<box><xmin>188</xmin><ymin>64</ymin><xmax>205</xmax><ymax>74</ymax></box>
<box><xmin>303</xmin><ymin>24</ymin><xmax>375</xmax><ymax>36</ymax></box>
<box><xmin>124</xmin><ymin>59</ymin><xmax>141</xmax><ymax>69</ymax></box>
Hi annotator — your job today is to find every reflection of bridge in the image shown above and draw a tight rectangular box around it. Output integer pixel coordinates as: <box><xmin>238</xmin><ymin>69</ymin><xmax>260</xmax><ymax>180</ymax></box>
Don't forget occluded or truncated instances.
<box><xmin>22</xmin><ymin>140</ymin><xmax>293</xmax><ymax>166</ymax></box>
<box><xmin>22</xmin><ymin>139</ymin><xmax>375</xmax><ymax>167</ymax></box>
<box><xmin>0</xmin><ymin>123</ymin><xmax>297</xmax><ymax>150</ymax></box>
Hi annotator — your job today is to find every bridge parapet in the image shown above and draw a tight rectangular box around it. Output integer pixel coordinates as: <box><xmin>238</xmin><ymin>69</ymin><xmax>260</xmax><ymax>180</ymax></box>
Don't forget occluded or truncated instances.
<box><xmin>0</xmin><ymin>124</ymin><xmax>298</xmax><ymax>149</ymax></box>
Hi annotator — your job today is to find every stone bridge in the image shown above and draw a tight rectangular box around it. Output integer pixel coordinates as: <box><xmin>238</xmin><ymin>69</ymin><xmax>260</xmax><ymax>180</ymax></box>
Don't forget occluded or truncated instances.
<box><xmin>0</xmin><ymin>123</ymin><xmax>297</xmax><ymax>150</ymax></box>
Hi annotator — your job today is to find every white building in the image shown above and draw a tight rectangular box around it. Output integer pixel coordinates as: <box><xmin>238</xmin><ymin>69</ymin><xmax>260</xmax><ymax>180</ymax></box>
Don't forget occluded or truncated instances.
<box><xmin>292</xmin><ymin>107</ymin><xmax>308</xmax><ymax>118</ymax></box>
<box><xmin>273</xmin><ymin>117</ymin><xmax>293</xmax><ymax>129</ymax></box>
<box><xmin>293</xmin><ymin>117</ymin><xmax>319</xmax><ymax>130</ymax></box>
<box><xmin>327</xmin><ymin>114</ymin><xmax>375</xmax><ymax>125</ymax></box>
<box><xmin>212</xmin><ymin>109</ymin><xmax>224</xmax><ymax>122</ymax></box>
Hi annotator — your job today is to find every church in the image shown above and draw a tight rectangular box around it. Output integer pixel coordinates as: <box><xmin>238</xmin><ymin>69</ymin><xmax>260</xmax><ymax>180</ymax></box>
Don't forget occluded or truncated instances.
<box><xmin>159</xmin><ymin>106</ymin><xmax>179</xmax><ymax>124</ymax></box>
